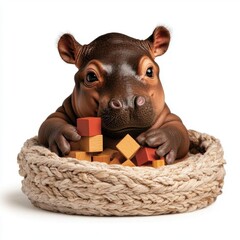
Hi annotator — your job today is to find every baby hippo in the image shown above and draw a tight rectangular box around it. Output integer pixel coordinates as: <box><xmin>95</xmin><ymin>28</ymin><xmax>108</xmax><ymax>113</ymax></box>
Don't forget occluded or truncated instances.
<box><xmin>38</xmin><ymin>26</ymin><xmax>190</xmax><ymax>164</ymax></box>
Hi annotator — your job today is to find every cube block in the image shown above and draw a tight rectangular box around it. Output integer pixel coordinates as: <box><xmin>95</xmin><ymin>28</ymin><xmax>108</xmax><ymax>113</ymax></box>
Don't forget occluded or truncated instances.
<box><xmin>152</xmin><ymin>157</ymin><xmax>165</xmax><ymax>168</ymax></box>
<box><xmin>78</xmin><ymin>135</ymin><xmax>103</xmax><ymax>152</ymax></box>
<box><xmin>67</xmin><ymin>151</ymin><xmax>91</xmax><ymax>161</ymax></box>
<box><xmin>77</xmin><ymin>117</ymin><xmax>101</xmax><ymax>136</ymax></box>
<box><xmin>116</xmin><ymin>134</ymin><xmax>140</xmax><ymax>159</ymax></box>
<box><xmin>98</xmin><ymin>148</ymin><xmax>118</xmax><ymax>158</ymax></box>
<box><xmin>122</xmin><ymin>159</ymin><xmax>136</xmax><ymax>167</ymax></box>
<box><xmin>109</xmin><ymin>158</ymin><xmax>121</xmax><ymax>165</ymax></box>
<box><xmin>93</xmin><ymin>155</ymin><xmax>110</xmax><ymax>164</ymax></box>
<box><xmin>135</xmin><ymin>147</ymin><xmax>157</xmax><ymax>166</ymax></box>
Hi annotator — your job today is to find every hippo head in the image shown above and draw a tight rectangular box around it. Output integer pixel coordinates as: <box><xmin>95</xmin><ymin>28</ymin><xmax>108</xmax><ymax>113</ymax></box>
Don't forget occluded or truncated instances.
<box><xmin>58</xmin><ymin>26</ymin><xmax>170</xmax><ymax>139</ymax></box>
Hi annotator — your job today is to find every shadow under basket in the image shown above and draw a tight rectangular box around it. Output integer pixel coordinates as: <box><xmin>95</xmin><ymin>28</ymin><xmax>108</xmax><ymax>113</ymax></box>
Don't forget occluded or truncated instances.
<box><xmin>17</xmin><ymin>130</ymin><xmax>226</xmax><ymax>216</ymax></box>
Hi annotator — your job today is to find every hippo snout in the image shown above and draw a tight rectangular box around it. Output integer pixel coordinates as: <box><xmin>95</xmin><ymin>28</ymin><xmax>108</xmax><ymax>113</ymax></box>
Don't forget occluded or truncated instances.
<box><xmin>109</xmin><ymin>96</ymin><xmax>146</xmax><ymax>110</ymax></box>
<box><xmin>100</xmin><ymin>95</ymin><xmax>154</xmax><ymax>138</ymax></box>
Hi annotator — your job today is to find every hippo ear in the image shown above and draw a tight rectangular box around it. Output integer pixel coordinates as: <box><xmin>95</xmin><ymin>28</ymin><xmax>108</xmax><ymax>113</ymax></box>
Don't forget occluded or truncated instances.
<box><xmin>146</xmin><ymin>26</ymin><xmax>170</xmax><ymax>57</ymax></box>
<box><xmin>58</xmin><ymin>34</ymin><xmax>82</xmax><ymax>65</ymax></box>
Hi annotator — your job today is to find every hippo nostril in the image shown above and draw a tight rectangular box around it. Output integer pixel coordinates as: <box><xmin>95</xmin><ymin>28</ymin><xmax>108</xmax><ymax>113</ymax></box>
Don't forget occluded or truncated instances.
<box><xmin>109</xmin><ymin>99</ymin><xmax>123</xmax><ymax>109</ymax></box>
<box><xmin>135</xmin><ymin>96</ymin><xmax>146</xmax><ymax>107</ymax></box>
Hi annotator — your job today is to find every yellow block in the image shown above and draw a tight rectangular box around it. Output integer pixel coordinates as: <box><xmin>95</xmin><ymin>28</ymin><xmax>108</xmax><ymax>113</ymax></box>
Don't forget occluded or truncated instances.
<box><xmin>116</xmin><ymin>134</ymin><xmax>140</xmax><ymax>159</ymax></box>
<box><xmin>122</xmin><ymin>159</ymin><xmax>135</xmax><ymax>167</ymax></box>
<box><xmin>152</xmin><ymin>158</ymin><xmax>165</xmax><ymax>168</ymax></box>
<box><xmin>78</xmin><ymin>135</ymin><xmax>103</xmax><ymax>152</ymax></box>
<box><xmin>67</xmin><ymin>151</ymin><xmax>91</xmax><ymax>161</ymax></box>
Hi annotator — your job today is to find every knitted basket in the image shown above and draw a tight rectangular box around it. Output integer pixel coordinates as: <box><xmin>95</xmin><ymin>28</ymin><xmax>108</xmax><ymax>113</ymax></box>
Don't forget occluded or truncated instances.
<box><xmin>17</xmin><ymin>130</ymin><xmax>225</xmax><ymax>216</ymax></box>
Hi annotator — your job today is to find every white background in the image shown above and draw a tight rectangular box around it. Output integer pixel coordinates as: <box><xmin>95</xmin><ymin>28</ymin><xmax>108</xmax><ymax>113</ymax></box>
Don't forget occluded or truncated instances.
<box><xmin>0</xmin><ymin>0</ymin><xmax>239</xmax><ymax>239</ymax></box>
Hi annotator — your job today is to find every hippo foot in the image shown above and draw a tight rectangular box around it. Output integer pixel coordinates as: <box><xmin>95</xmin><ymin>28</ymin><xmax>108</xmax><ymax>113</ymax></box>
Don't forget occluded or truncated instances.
<box><xmin>136</xmin><ymin>127</ymin><xmax>181</xmax><ymax>164</ymax></box>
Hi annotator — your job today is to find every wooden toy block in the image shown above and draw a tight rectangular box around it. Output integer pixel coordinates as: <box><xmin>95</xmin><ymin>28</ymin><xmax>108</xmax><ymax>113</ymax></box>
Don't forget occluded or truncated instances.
<box><xmin>98</xmin><ymin>148</ymin><xmax>119</xmax><ymax>159</ymax></box>
<box><xmin>122</xmin><ymin>159</ymin><xmax>136</xmax><ymax>167</ymax></box>
<box><xmin>78</xmin><ymin>135</ymin><xmax>103</xmax><ymax>152</ymax></box>
<box><xmin>152</xmin><ymin>157</ymin><xmax>165</xmax><ymax>168</ymax></box>
<box><xmin>109</xmin><ymin>157</ymin><xmax>121</xmax><ymax>165</ymax></box>
<box><xmin>77</xmin><ymin>117</ymin><xmax>101</xmax><ymax>136</ymax></box>
<box><xmin>112</xmin><ymin>151</ymin><xmax>125</xmax><ymax>162</ymax></box>
<box><xmin>67</xmin><ymin>151</ymin><xmax>91</xmax><ymax>161</ymax></box>
<box><xmin>93</xmin><ymin>155</ymin><xmax>110</xmax><ymax>164</ymax></box>
<box><xmin>135</xmin><ymin>147</ymin><xmax>157</xmax><ymax>166</ymax></box>
<box><xmin>116</xmin><ymin>134</ymin><xmax>140</xmax><ymax>159</ymax></box>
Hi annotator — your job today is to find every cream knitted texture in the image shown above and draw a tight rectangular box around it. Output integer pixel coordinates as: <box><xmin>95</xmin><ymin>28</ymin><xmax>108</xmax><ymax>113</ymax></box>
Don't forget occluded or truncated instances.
<box><xmin>17</xmin><ymin>130</ymin><xmax>226</xmax><ymax>216</ymax></box>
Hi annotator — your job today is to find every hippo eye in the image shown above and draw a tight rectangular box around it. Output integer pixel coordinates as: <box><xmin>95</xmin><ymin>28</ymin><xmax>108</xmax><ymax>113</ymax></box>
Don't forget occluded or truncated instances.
<box><xmin>86</xmin><ymin>71</ymin><xmax>98</xmax><ymax>83</ymax></box>
<box><xmin>146</xmin><ymin>67</ymin><xmax>153</xmax><ymax>78</ymax></box>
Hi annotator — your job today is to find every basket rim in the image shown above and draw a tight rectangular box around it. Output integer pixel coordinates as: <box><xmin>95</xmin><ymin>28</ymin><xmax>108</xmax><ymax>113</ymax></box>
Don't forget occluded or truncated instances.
<box><xmin>18</xmin><ymin>129</ymin><xmax>225</xmax><ymax>179</ymax></box>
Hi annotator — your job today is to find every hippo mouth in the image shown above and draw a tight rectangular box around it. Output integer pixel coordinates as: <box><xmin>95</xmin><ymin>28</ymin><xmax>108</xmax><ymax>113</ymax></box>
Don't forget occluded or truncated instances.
<box><xmin>102</xmin><ymin>126</ymin><xmax>149</xmax><ymax>139</ymax></box>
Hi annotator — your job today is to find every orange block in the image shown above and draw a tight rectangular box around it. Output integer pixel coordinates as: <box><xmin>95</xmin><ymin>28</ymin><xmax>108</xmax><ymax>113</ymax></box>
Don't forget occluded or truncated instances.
<box><xmin>78</xmin><ymin>135</ymin><xmax>103</xmax><ymax>152</ymax></box>
<box><xmin>152</xmin><ymin>157</ymin><xmax>165</xmax><ymax>168</ymax></box>
<box><xmin>98</xmin><ymin>148</ymin><xmax>118</xmax><ymax>158</ymax></box>
<box><xmin>109</xmin><ymin>158</ymin><xmax>121</xmax><ymax>165</ymax></box>
<box><xmin>122</xmin><ymin>159</ymin><xmax>136</xmax><ymax>167</ymax></box>
<box><xmin>116</xmin><ymin>134</ymin><xmax>140</xmax><ymax>159</ymax></box>
<box><xmin>93</xmin><ymin>155</ymin><xmax>110</xmax><ymax>164</ymax></box>
<box><xmin>67</xmin><ymin>151</ymin><xmax>91</xmax><ymax>161</ymax></box>
<box><xmin>77</xmin><ymin>117</ymin><xmax>101</xmax><ymax>136</ymax></box>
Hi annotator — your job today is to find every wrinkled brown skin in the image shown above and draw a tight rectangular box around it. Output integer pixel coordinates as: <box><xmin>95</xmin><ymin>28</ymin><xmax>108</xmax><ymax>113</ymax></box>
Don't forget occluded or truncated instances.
<box><xmin>38</xmin><ymin>26</ymin><xmax>190</xmax><ymax>164</ymax></box>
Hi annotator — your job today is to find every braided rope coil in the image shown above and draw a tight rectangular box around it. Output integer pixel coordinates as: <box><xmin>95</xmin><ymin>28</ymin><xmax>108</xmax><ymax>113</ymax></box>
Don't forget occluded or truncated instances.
<box><xmin>17</xmin><ymin>130</ymin><xmax>226</xmax><ymax>216</ymax></box>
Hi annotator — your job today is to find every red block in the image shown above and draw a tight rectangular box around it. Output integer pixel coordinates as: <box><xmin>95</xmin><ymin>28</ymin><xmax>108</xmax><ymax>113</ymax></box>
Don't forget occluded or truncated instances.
<box><xmin>77</xmin><ymin>117</ymin><xmax>101</xmax><ymax>136</ymax></box>
<box><xmin>135</xmin><ymin>147</ymin><xmax>158</xmax><ymax>166</ymax></box>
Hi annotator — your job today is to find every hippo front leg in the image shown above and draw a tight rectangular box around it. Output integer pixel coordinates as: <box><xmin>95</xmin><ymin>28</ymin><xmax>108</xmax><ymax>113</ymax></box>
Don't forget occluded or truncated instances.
<box><xmin>136</xmin><ymin>118</ymin><xmax>189</xmax><ymax>164</ymax></box>
<box><xmin>38</xmin><ymin>118</ymin><xmax>80</xmax><ymax>156</ymax></box>
<box><xmin>38</xmin><ymin>95</ymin><xmax>81</xmax><ymax>156</ymax></box>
